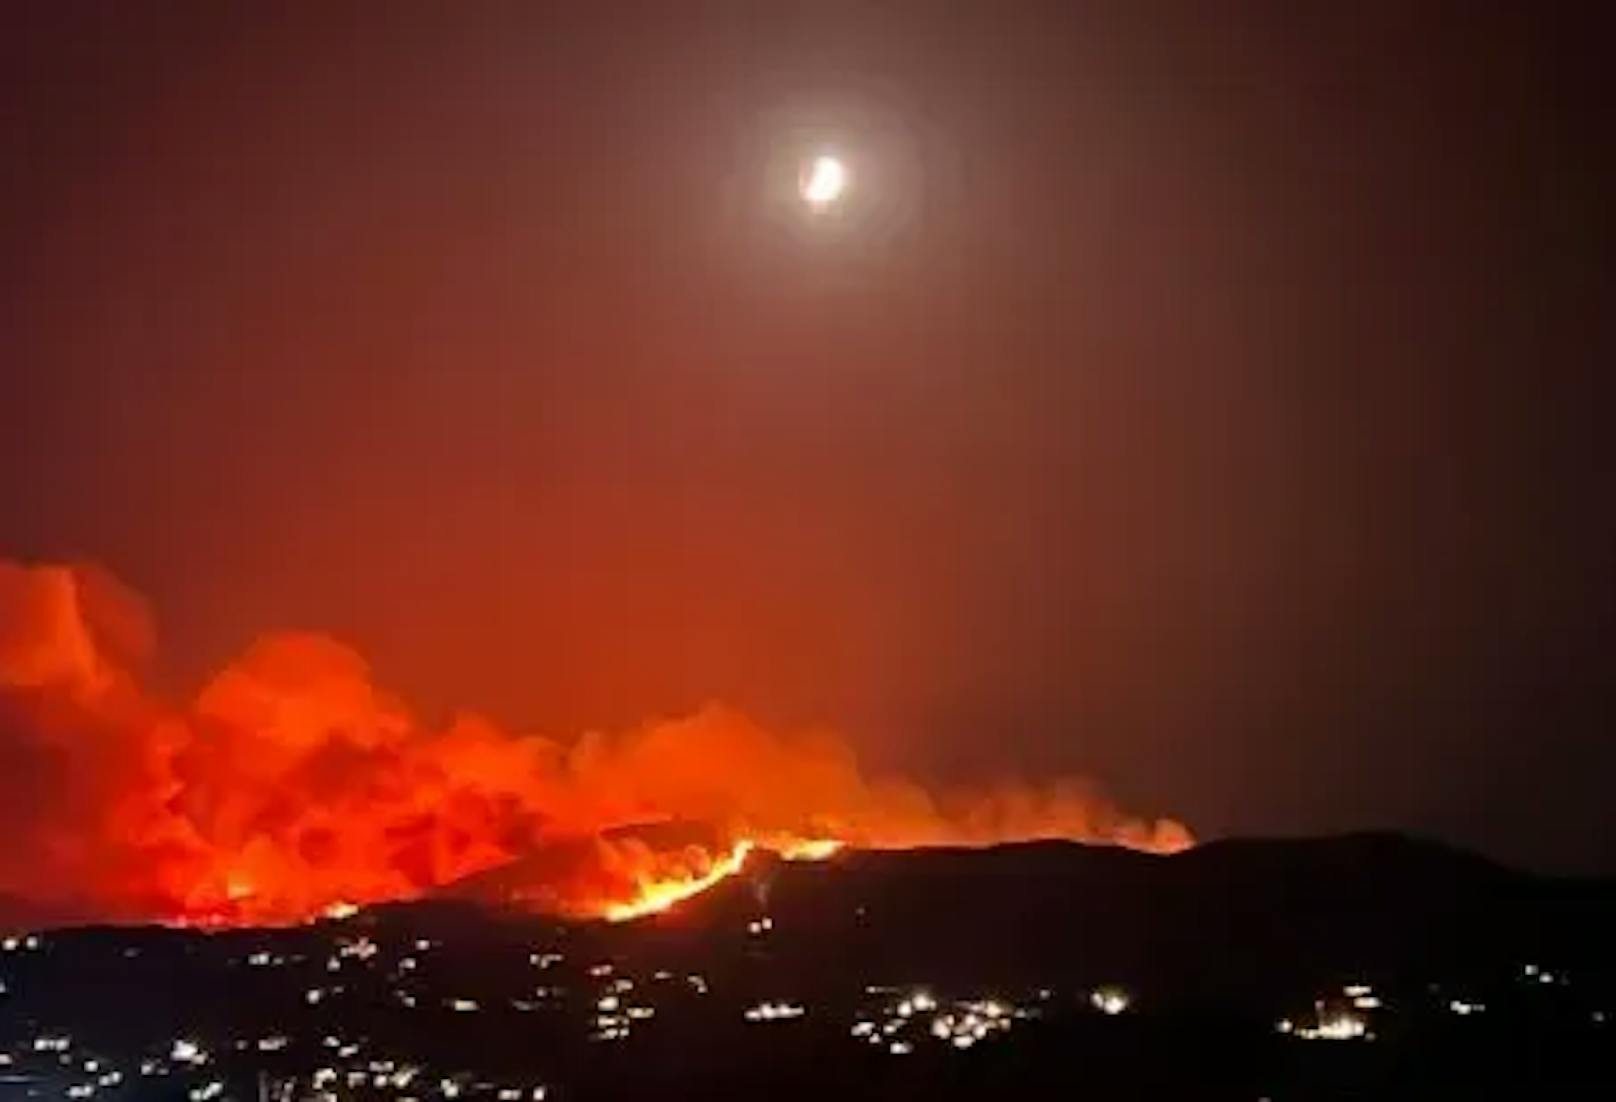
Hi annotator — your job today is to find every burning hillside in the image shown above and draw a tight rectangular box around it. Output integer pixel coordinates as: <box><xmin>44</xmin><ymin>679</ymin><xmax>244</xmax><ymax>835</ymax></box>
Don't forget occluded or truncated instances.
<box><xmin>0</xmin><ymin>560</ymin><xmax>1190</xmax><ymax>928</ymax></box>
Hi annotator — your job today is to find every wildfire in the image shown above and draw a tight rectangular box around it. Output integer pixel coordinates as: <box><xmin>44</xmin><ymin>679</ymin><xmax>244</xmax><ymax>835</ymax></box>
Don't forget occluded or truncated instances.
<box><xmin>602</xmin><ymin>840</ymin><xmax>756</xmax><ymax>922</ymax></box>
<box><xmin>0</xmin><ymin>559</ymin><xmax>1193</xmax><ymax>928</ymax></box>
<box><xmin>771</xmin><ymin>837</ymin><xmax>846</xmax><ymax>862</ymax></box>
<box><xmin>596</xmin><ymin>834</ymin><xmax>850</xmax><ymax>921</ymax></box>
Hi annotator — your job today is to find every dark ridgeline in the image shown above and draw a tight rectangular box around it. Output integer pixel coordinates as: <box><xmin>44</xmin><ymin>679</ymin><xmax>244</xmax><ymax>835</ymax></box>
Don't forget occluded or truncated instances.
<box><xmin>2</xmin><ymin>834</ymin><xmax>1614</xmax><ymax>1099</ymax></box>
<box><xmin>670</xmin><ymin>832</ymin><xmax>1616</xmax><ymax>1007</ymax></box>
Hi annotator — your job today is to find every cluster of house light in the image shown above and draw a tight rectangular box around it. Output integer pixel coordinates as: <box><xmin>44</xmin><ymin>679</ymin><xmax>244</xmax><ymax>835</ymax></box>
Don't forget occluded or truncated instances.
<box><xmin>1278</xmin><ymin>982</ymin><xmax>1382</xmax><ymax>1041</ymax></box>
<box><xmin>1272</xmin><ymin>965</ymin><xmax>1604</xmax><ymax>1044</ymax></box>
<box><xmin>848</xmin><ymin>987</ymin><xmax>1058</xmax><ymax>1055</ymax></box>
<box><xmin>8</xmin><ymin>913</ymin><xmax>1616</xmax><ymax>1102</ymax></box>
<box><xmin>1090</xmin><ymin>986</ymin><xmax>1132</xmax><ymax>1015</ymax></box>
<box><xmin>744</xmin><ymin>1001</ymin><xmax>807</xmax><ymax>1023</ymax></box>
<box><xmin>1</xmin><ymin>928</ymin><xmax>564</xmax><ymax>1102</ymax></box>
<box><xmin>590</xmin><ymin>976</ymin><xmax>658</xmax><ymax>1042</ymax></box>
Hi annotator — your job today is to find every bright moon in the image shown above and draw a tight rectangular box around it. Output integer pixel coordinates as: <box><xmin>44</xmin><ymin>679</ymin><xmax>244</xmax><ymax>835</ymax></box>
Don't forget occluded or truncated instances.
<box><xmin>800</xmin><ymin>154</ymin><xmax>848</xmax><ymax>208</ymax></box>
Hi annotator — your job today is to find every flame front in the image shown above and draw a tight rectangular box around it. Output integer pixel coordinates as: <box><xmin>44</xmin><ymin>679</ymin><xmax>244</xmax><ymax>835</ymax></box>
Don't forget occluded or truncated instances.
<box><xmin>771</xmin><ymin>837</ymin><xmax>845</xmax><ymax>862</ymax></box>
<box><xmin>0</xmin><ymin>559</ymin><xmax>1191</xmax><ymax>927</ymax></box>
<box><xmin>602</xmin><ymin>840</ymin><xmax>757</xmax><ymax>922</ymax></box>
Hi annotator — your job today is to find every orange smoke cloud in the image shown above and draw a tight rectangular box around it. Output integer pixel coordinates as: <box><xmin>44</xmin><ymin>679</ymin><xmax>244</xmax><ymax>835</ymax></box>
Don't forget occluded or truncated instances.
<box><xmin>0</xmin><ymin>560</ymin><xmax>1190</xmax><ymax>927</ymax></box>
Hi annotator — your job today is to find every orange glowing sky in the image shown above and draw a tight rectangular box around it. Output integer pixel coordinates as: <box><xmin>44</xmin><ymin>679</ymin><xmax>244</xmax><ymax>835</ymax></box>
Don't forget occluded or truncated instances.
<box><xmin>1</xmin><ymin>4</ymin><xmax>1613</xmax><ymax>876</ymax></box>
<box><xmin>0</xmin><ymin>560</ymin><xmax>1188</xmax><ymax>927</ymax></box>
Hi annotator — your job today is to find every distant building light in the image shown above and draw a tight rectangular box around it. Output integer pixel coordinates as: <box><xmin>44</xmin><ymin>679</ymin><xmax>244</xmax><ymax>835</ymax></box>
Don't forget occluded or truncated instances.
<box><xmin>1295</xmin><ymin>1012</ymin><xmax>1370</xmax><ymax>1041</ymax></box>
<box><xmin>170</xmin><ymin>1040</ymin><xmax>206</xmax><ymax>1066</ymax></box>
<box><xmin>744</xmin><ymin>1001</ymin><xmax>806</xmax><ymax>1022</ymax></box>
<box><xmin>1091</xmin><ymin>987</ymin><xmax>1132</xmax><ymax>1015</ymax></box>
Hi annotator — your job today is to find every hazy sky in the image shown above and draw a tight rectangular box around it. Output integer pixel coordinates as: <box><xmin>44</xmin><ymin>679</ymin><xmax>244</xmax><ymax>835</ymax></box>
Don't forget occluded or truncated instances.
<box><xmin>2</xmin><ymin>2</ymin><xmax>1611</xmax><ymax>871</ymax></box>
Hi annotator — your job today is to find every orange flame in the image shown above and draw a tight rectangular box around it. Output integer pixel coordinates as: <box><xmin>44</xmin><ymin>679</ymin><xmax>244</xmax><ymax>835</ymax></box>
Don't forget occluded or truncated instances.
<box><xmin>771</xmin><ymin>837</ymin><xmax>846</xmax><ymax>862</ymax></box>
<box><xmin>0</xmin><ymin>560</ymin><xmax>1192</xmax><ymax>927</ymax></box>
<box><xmin>602</xmin><ymin>839</ymin><xmax>756</xmax><ymax>922</ymax></box>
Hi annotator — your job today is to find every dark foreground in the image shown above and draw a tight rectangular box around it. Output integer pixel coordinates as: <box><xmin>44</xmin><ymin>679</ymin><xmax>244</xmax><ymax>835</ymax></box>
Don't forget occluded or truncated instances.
<box><xmin>3</xmin><ymin>834</ymin><xmax>1614</xmax><ymax>1099</ymax></box>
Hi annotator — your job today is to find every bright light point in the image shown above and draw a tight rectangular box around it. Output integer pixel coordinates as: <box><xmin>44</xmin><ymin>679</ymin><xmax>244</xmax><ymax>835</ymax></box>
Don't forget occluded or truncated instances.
<box><xmin>602</xmin><ymin>840</ymin><xmax>753</xmax><ymax>922</ymax></box>
<box><xmin>1091</xmin><ymin>986</ymin><xmax>1132</xmax><ymax>1015</ymax></box>
<box><xmin>800</xmin><ymin>155</ymin><xmax>848</xmax><ymax>208</ymax></box>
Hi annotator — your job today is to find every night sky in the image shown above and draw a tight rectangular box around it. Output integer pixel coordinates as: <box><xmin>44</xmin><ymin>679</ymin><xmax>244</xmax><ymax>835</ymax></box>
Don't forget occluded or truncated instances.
<box><xmin>2</xmin><ymin>3</ymin><xmax>1611</xmax><ymax>871</ymax></box>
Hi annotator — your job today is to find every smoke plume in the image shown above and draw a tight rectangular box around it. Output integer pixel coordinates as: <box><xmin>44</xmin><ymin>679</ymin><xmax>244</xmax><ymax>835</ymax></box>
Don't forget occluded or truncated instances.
<box><xmin>0</xmin><ymin>560</ymin><xmax>1190</xmax><ymax>927</ymax></box>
